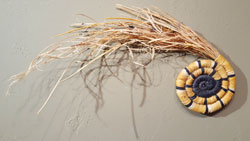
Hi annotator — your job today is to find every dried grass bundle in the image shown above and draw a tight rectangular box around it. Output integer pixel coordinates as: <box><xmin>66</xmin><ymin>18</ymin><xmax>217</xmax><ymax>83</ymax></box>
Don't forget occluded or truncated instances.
<box><xmin>8</xmin><ymin>4</ymin><xmax>225</xmax><ymax>114</ymax></box>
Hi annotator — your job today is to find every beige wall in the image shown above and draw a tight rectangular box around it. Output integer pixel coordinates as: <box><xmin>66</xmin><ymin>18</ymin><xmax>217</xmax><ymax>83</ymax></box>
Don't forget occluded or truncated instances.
<box><xmin>0</xmin><ymin>0</ymin><xmax>249</xmax><ymax>141</ymax></box>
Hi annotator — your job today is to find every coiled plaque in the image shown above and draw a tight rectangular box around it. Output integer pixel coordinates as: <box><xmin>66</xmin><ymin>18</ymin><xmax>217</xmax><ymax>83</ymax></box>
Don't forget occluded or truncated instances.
<box><xmin>176</xmin><ymin>55</ymin><xmax>236</xmax><ymax>114</ymax></box>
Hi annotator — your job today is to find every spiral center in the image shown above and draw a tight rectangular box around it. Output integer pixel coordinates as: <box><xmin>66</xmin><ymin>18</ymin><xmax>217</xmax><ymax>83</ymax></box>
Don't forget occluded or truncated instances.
<box><xmin>192</xmin><ymin>75</ymin><xmax>221</xmax><ymax>98</ymax></box>
<box><xmin>200</xmin><ymin>81</ymin><xmax>207</xmax><ymax>88</ymax></box>
<box><xmin>199</xmin><ymin>80</ymin><xmax>214</xmax><ymax>90</ymax></box>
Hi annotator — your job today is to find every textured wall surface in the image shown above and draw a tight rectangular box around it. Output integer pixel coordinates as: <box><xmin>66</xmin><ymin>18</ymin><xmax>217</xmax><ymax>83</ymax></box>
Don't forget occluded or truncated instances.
<box><xmin>0</xmin><ymin>0</ymin><xmax>249</xmax><ymax>141</ymax></box>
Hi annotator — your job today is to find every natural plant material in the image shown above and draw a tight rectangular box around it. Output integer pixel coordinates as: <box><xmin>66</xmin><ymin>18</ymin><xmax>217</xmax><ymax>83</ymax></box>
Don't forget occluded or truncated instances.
<box><xmin>8</xmin><ymin>4</ymin><xmax>236</xmax><ymax>115</ymax></box>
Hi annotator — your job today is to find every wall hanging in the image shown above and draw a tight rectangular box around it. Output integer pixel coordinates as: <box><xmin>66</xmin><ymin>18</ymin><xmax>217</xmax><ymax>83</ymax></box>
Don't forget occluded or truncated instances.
<box><xmin>8</xmin><ymin>4</ymin><xmax>236</xmax><ymax>115</ymax></box>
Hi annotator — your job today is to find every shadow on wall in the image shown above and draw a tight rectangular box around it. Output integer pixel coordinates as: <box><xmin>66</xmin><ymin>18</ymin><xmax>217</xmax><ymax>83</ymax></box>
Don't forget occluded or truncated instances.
<box><xmin>10</xmin><ymin>42</ymin><xmax>247</xmax><ymax>118</ymax></box>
